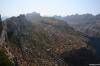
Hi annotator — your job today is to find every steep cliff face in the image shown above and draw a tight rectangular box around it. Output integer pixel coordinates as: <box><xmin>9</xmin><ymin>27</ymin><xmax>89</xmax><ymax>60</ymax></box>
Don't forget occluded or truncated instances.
<box><xmin>0</xmin><ymin>15</ymin><xmax>3</xmax><ymax>35</ymax></box>
<box><xmin>0</xmin><ymin>14</ymin><xmax>98</xmax><ymax>66</ymax></box>
<box><xmin>0</xmin><ymin>15</ymin><xmax>14</xmax><ymax>66</ymax></box>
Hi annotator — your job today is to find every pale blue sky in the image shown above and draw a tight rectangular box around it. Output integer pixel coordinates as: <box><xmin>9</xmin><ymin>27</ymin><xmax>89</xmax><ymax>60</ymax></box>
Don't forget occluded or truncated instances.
<box><xmin>0</xmin><ymin>0</ymin><xmax>100</xmax><ymax>17</ymax></box>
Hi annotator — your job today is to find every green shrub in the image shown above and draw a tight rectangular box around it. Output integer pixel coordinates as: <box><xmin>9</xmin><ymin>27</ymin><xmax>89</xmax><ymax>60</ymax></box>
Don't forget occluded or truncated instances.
<box><xmin>0</xmin><ymin>51</ymin><xmax>14</xmax><ymax>66</ymax></box>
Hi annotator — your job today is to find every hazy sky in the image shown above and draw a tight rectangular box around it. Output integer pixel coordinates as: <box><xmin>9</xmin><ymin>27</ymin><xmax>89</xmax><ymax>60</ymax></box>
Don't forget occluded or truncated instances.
<box><xmin>0</xmin><ymin>0</ymin><xmax>100</xmax><ymax>17</ymax></box>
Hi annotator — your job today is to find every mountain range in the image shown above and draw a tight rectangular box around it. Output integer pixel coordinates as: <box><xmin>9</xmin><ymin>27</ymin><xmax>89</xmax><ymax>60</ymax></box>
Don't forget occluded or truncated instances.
<box><xmin>0</xmin><ymin>12</ymin><xmax>100</xmax><ymax>66</ymax></box>
<box><xmin>54</xmin><ymin>14</ymin><xmax>100</xmax><ymax>59</ymax></box>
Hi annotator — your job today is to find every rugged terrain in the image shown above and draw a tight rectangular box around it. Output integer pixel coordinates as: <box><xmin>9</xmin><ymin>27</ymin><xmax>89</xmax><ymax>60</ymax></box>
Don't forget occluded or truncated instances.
<box><xmin>0</xmin><ymin>13</ymin><xmax>99</xmax><ymax>66</ymax></box>
<box><xmin>54</xmin><ymin>14</ymin><xmax>100</xmax><ymax>59</ymax></box>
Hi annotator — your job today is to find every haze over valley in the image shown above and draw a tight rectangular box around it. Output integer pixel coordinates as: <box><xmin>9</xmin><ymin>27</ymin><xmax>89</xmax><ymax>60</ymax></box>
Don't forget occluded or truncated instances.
<box><xmin>0</xmin><ymin>0</ymin><xmax>100</xmax><ymax>66</ymax></box>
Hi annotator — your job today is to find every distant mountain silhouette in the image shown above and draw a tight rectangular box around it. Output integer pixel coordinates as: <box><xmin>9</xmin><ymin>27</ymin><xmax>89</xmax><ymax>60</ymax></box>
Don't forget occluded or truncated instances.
<box><xmin>25</xmin><ymin>12</ymin><xmax>42</xmax><ymax>22</ymax></box>
<box><xmin>54</xmin><ymin>14</ymin><xmax>100</xmax><ymax>37</ymax></box>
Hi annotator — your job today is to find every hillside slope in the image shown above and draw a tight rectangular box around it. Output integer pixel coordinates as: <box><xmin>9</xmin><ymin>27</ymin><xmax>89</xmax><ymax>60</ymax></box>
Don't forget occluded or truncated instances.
<box><xmin>0</xmin><ymin>14</ymin><xmax>98</xmax><ymax>66</ymax></box>
<box><xmin>55</xmin><ymin>14</ymin><xmax>100</xmax><ymax>59</ymax></box>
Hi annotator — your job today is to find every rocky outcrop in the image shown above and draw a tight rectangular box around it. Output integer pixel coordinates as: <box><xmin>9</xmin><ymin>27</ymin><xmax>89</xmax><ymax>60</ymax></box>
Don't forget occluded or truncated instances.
<box><xmin>0</xmin><ymin>15</ymin><xmax>3</xmax><ymax>35</ymax></box>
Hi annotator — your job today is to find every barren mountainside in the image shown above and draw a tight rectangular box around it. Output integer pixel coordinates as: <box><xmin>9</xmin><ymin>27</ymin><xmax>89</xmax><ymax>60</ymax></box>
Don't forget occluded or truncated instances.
<box><xmin>54</xmin><ymin>14</ymin><xmax>100</xmax><ymax>59</ymax></box>
<box><xmin>0</xmin><ymin>13</ymin><xmax>99</xmax><ymax>66</ymax></box>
